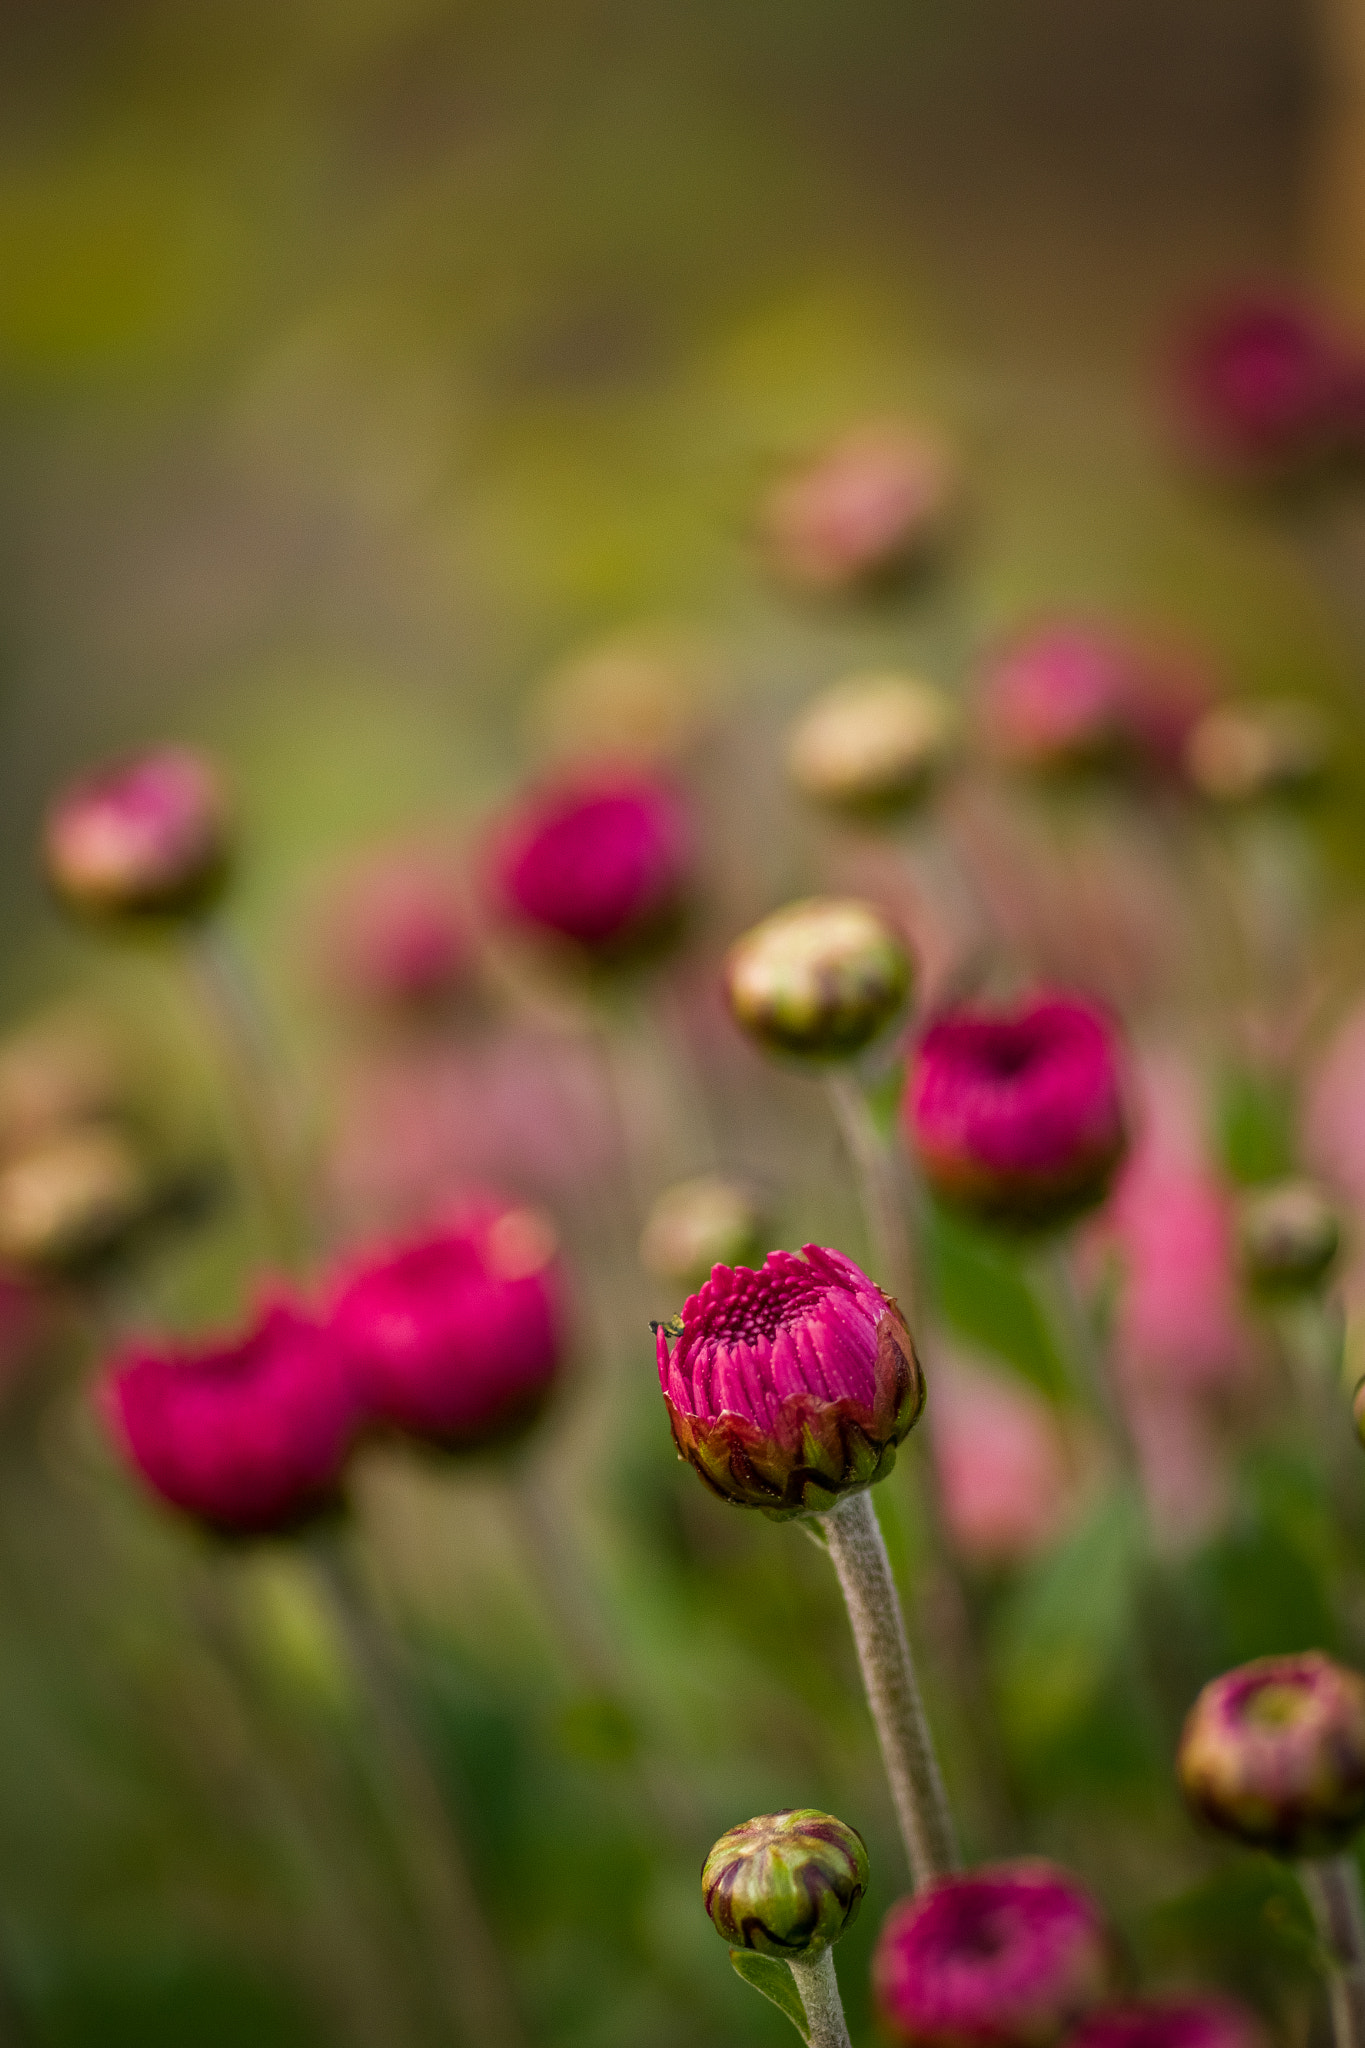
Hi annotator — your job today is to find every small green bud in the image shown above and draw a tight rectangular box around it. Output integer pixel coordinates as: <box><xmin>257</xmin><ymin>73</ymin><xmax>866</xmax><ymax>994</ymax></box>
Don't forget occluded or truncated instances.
<box><xmin>703</xmin><ymin>1808</ymin><xmax>869</xmax><ymax>1957</ymax></box>
<box><xmin>725</xmin><ymin>898</ymin><xmax>911</xmax><ymax>1061</ymax></box>
<box><xmin>639</xmin><ymin>1174</ymin><xmax>764</xmax><ymax>1289</ymax></box>
<box><xmin>1237</xmin><ymin>1178</ymin><xmax>1340</xmax><ymax>1293</ymax></box>
<box><xmin>786</xmin><ymin>671</ymin><xmax>959</xmax><ymax>815</ymax></box>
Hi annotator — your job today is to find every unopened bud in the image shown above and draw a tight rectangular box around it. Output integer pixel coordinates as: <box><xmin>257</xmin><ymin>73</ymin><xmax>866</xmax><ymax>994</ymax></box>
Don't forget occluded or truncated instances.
<box><xmin>703</xmin><ymin>1809</ymin><xmax>869</xmax><ymax>1957</ymax></box>
<box><xmin>1185</xmin><ymin>701</ymin><xmax>1330</xmax><ymax>803</ymax></box>
<box><xmin>1236</xmin><ymin>1178</ymin><xmax>1339</xmax><ymax>1293</ymax></box>
<box><xmin>639</xmin><ymin>1175</ymin><xmax>764</xmax><ymax>1290</ymax></box>
<box><xmin>44</xmin><ymin>748</ymin><xmax>230</xmax><ymax>923</ymax></box>
<box><xmin>725</xmin><ymin>898</ymin><xmax>911</xmax><ymax>1061</ymax></box>
<box><xmin>787</xmin><ymin>672</ymin><xmax>959</xmax><ymax>815</ymax></box>
<box><xmin>0</xmin><ymin>1128</ymin><xmax>149</xmax><ymax>1275</ymax></box>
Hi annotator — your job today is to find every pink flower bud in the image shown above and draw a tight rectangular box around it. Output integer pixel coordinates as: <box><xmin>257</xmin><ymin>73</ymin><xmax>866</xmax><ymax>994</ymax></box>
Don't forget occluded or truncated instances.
<box><xmin>319</xmin><ymin>851</ymin><xmax>471</xmax><ymax>1009</ymax></box>
<box><xmin>44</xmin><ymin>747</ymin><xmax>230</xmax><ymax>922</ymax></box>
<box><xmin>104</xmin><ymin>1301</ymin><xmax>357</xmax><ymax>1535</ymax></box>
<box><xmin>978</xmin><ymin>625</ymin><xmax>1213</xmax><ymax>776</ymax></box>
<box><xmin>931</xmin><ymin>1361</ymin><xmax>1076</xmax><ymax>1565</ymax></box>
<box><xmin>655</xmin><ymin>1243</ymin><xmax>924</xmax><ymax>1518</ymax></box>
<box><xmin>330</xmin><ymin>1200</ymin><xmax>564</xmax><ymax>1452</ymax></box>
<box><xmin>905</xmin><ymin>997</ymin><xmax>1127</xmax><ymax>1230</ymax></box>
<box><xmin>760</xmin><ymin>422</ymin><xmax>957</xmax><ymax>592</ymax></box>
<box><xmin>1177</xmin><ymin>1652</ymin><xmax>1365</xmax><ymax>1857</ymax></box>
<box><xmin>1170</xmin><ymin>293</ymin><xmax>1365</xmax><ymax>484</ymax></box>
<box><xmin>1068</xmin><ymin>1997</ymin><xmax>1266</xmax><ymax>2048</ymax></box>
<box><xmin>488</xmin><ymin>775</ymin><xmax>690</xmax><ymax>955</ymax></box>
<box><xmin>873</xmin><ymin>1861</ymin><xmax>1114</xmax><ymax>2048</ymax></box>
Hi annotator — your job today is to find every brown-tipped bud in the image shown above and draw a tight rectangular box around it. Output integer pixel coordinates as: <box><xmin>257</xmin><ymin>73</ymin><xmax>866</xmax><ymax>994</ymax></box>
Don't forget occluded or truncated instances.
<box><xmin>703</xmin><ymin>1809</ymin><xmax>869</xmax><ymax>1956</ymax></box>
<box><xmin>1184</xmin><ymin>701</ymin><xmax>1330</xmax><ymax>803</ymax></box>
<box><xmin>0</xmin><ymin>1128</ymin><xmax>150</xmax><ymax>1276</ymax></box>
<box><xmin>1236</xmin><ymin>1178</ymin><xmax>1340</xmax><ymax>1293</ymax></box>
<box><xmin>786</xmin><ymin>672</ymin><xmax>960</xmax><ymax>815</ymax></box>
<box><xmin>1177</xmin><ymin>1651</ymin><xmax>1365</xmax><ymax>1857</ymax></box>
<box><xmin>639</xmin><ymin>1176</ymin><xmax>764</xmax><ymax>1290</ymax></box>
<box><xmin>725</xmin><ymin>898</ymin><xmax>912</xmax><ymax>1062</ymax></box>
<box><xmin>44</xmin><ymin>748</ymin><xmax>230</xmax><ymax>923</ymax></box>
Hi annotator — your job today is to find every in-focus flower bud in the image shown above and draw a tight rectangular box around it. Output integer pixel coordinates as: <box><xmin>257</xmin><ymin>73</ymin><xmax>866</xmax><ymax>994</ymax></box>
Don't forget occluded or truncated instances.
<box><xmin>320</xmin><ymin>851</ymin><xmax>470</xmax><ymax>1009</ymax></box>
<box><xmin>105</xmin><ymin>1301</ymin><xmax>357</xmax><ymax>1535</ymax></box>
<box><xmin>873</xmin><ymin>1861</ymin><xmax>1113</xmax><ymax>2048</ymax></box>
<box><xmin>0</xmin><ymin>1128</ymin><xmax>150</xmax><ymax>1276</ymax></box>
<box><xmin>639</xmin><ymin>1175</ymin><xmax>764</xmax><ymax>1290</ymax></box>
<box><xmin>1069</xmin><ymin>1997</ymin><xmax>1266</xmax><ymax>2048</ymax></box>
<box><xmin>760</xmin><ymin>421</ymin><xmax>957</xmax><ymax>593</ymax></box>
<box><xmin>488</xmin><ymin>774</ymin><xmax>690</xmax><ymax>957</ymax></box>
<box><xmin>977</xmin><ymin>624</ymin><xmax>1213</xmax><ymax>777</ymax></box>
<box><xmin>44</xmin><ymin>747</ymin><xmax>230</xmax><ymax>923</ymax></box>
<box><xmin>725</xmin><ymin>898</ymin><xmax>911</xmax><ymax>1061</ymax></box>
<box><xmin>786</xmin><ymin>672</ymin><xmax>960</xmax><ymax>815</ymax></box>
<box><xmin>330</xmin><ymin>1199</ymin><xmax>564</xmax><ymax>1452</ymax></box>
<box><xmin>655</xmin><ymin>1243</ymin><xmax>924</xmax><ymax>1517</ymax></box>
<box><xmin>1236</xmin><ymin>1178</ymin><xmax>1340</xmax><ymax>1294</ymax></box>
<box><xmin>703</xmin><ymin>1809</ymin><xmax>870</xmax><ymax>1957</ymax></box>
<box><xmin>905</xmin><ymin>996</ymin><xmax>1127</xmax><ymax>1230</ymax></box>
<box><xmin>1177</xmin><ymin>1651</ymin><xmax>1365</xmax><ymax>1856</ymax></box>
<box><xmin>1169</xmin><ymin>295</ymin><xmax>1365</xmax><ymax>485</ymax></box>
<box><xmin>1184</xmin><ymin>701</ymin><xmax>1331</xmax><ymax>803</ymax></box>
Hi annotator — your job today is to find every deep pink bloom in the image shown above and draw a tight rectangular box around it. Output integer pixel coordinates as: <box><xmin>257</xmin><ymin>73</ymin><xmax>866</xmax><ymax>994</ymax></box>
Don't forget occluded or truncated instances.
<box><xmin>906</xmin><ymin>997</ymin><xmax>1127</xmax><ymax>1228</ymax></box>
<box><xmin>978</xmin><ymin>625</ymin><xmax>1213</xmax><ymax>774</ymax></box>
<box><xmin>760</xmin><ymin>422</ymin><xmax>956</xmax><ymax>592</ymax></box>
<box><xmin>490</xmin><ymin>775</ymin><xmax>689</xmax><ymax>952</ymax></box>
<box><xmin>104</xmin><ymin>1301</ymin><xmax>357</xmax><ymax>1534</ymax></box>
<box><xmin>932</xmin><ymin>1361</ymin><xmax>1074</xmax><ymax>1565</ymax></box>
<box><xmin>323</xmin><ymin>853</ymin><xmax>470</xmax><ymax>1007</ymax></box>
<box><xmin>44</xmin><ymin>746</ymin><xmax>230</xmax><ymax>920</ymax></box>
<box><xmin>874</xmin><ymin>1861</ymin><xmax>1113</xmax><ymax>2048</ymax></box>
<box><xmin>1178</xmin><ymin>1652</ymin><xmax>1365</xmax><ymax>1857</ymax></box>
<box><xmin>330</xmin><ymin>1199</ymin><xmax>564</xmax><ymax>1450</ymax></box>
<box><xmin>1068</xmin><ymin>1997</ymin><xmax>1265</xmax><ymax>2048</ymax></box>
<box><xmin>655</xmin><ymin>1244</ymin><xmax>924</xmax><ymax>1517</ymax></box>
<box><xmin>1171</xmin><ymin>294</ymin><xmax>1365</xmax><ymax>481</ymax></box>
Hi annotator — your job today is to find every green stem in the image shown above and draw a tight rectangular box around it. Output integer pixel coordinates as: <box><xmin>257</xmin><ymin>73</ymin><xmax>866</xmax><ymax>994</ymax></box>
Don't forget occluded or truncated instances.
<box><xmin>822</xmin><ymin>1488</ymin><xmax>959</xmax><ymax>1887</ymax></box>
<box><xmin>786</xmin><ymin>1947</ymin><xmax>852</xmax><ymax>2048</ymax></box>
<box><xmin>1301</xmin><ymin>1853</ymin><xmax>1365</xmax><ymax>2048</ymax></box>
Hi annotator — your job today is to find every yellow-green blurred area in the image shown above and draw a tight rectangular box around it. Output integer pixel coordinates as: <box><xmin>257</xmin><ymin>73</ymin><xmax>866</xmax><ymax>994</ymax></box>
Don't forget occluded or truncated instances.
<box><xmin>5</xmin><ymin>5</ymin><xmax>1365</xmax><ymax>2047</ymax></box>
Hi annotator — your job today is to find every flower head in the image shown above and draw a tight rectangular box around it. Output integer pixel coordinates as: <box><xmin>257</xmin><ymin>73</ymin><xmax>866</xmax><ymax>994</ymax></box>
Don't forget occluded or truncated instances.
<box><xmin>725</xmin><ymin>898</ymin><xmax>912</xmax><ymax>1061</ymax></box>
<box><xmin>978</xmin><ymin>625</ymin><xmax>1212</xmax><ymax>776</ymax></box>
<box><xmin>104</xmin><ymin>1301</ymin><xmax>357</xmax><ymax>1535</ymax></box>
<box><xmin>489</xmin><ymin>774</ymin><xmax>689</xmax><ymax>955</ymax></box>
<box><xmin>703</xmin><ymin>1809</ymin><xmax>869</xmax><ymax>1957</ymax></box>
<box><xmin>1170</xmin><ymin>294</ymin><xmax>1365</xmax><ymax>483</ymax></box>
<box><xmin>873</xmin><ymin>1861</ymin><xmax>1113</xmax><ymax>2048</ymax></box>
<box><xmin>1068</xmin><ymin>1997</ymin><xmax>1265</xmax><ymax>2048</ymax></box>
<box><xmin>1177</xmin><ymin>1652</ymin><xmax>1365</xmax><ymax>1857</ymax></box>
<box><xmin>44</xmin><ymin>747</ymin><xmax>230</xmax><ymax>922</ymax></box>
<box><xmin>655</xmin><ymin>1243</ymin><xmax>924</xmax><ymax>1517</ymax></box>
<box><xmin>906</xmin><ymin>997</ymin><xmax>1127</xmax><ymax>1230</ymax></box>
<box><xmin>761</xmin><ymin>422</ymin><xmax>957</xmax><ymax>592</ymax></box>
<box><xmin>1236</xmin><ymin>1178</ymin><xmax>1339</xmax><ymax>1294</ymax></box>
<box><xmin>330</xmin><ymin>1200</ymin><xmax>564</xmax><ymax>1452</ymax></box>
<box><xmin>786</xmin><ymin>672</ymin><xmax>960</xmax><ymax>814</ymax></box>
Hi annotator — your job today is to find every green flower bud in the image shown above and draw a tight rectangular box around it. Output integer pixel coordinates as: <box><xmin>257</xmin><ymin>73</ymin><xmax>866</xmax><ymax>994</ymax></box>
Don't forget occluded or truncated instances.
<box><xmin>786</xmin><ymin>672</ymin><xmax>960</xmax><ymax>815</ymax></box>
<box><xmin>703</xmin><ymin>1809</ymin><xmax>870</xmax><ymax>1957</ymax></box>
<box><xmin>725</xmin><ymin>898</ymin><xmax>912</xmax><ymax>1061</ymax></box>
<box><xmin>1237</xmin><ymin>1178</ymin><xmax>1340</xmax><ymax>1293</ymax></box>
<box><xmin>639</xmin><ymin>1174</ymin><xmax>764</xmax><ymax>1289</ymax></box>
<box><xmin>0</xmin><ymin>1127</ymin><xmax>150</xmax><ymax>1275</ymax></box>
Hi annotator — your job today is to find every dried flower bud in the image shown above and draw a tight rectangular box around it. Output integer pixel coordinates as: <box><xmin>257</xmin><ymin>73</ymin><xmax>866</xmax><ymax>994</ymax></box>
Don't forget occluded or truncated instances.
<box><xmin>0</xmin><ymin>1128</ymin><xmax>150</xmax><ymax>1275</ymax></box>
<box><xmin>703</xmin><ymin>1809</ymin><xmax>869</xmax><ymax>1957</ymax></box>
<box><xmin>1069</xmin><ymin>1997</ymin><xmax>1266</xmax><ymax>2048</ymax></box>
<box><xmin>640</xmin><ymin>1175</ymin><xmax>764</xmax><ymax>1289</ymax></box>
<box><xmin>44</xmin><ymin>747</ymin><xmax>230</xmax><ymax>922</ymax></box>
<box><xmin>786</xmin><ymin>672</ymin><xmax>960</xmax><ymax>815</ymax></box>
<box><xmin>725</xmin><ymin>898</ymin><xmax>911</xmax><ymax>1061</ymax></box>
<box><xmin>656</xmin><ymin>1243</ymin><xmax>924</xmax><ymax>1517</ymax></box>
<box><xmin>1177</xmin><ymin>1651</ymin><xmax>1365</xmax><ymax>1856</ymax></box>
<box><xmin>1185</xmin><ymin>701</ymin><xmax>1330</xmax><ymax>803</ymax></box>
<box><xmin>1236</xmin><ymin>1178</ymin><xmax>1339</xmax><ymax>1293</ymax></box>
<box><xmin>873</xmin><ymin>1861</ymin><xmax>1113</xmax><ymax>2048</ymax></box>
<box><xmin>761</xmin><ymin>422</ymin><xmax>957</xmax><ymax>593</ymax></box>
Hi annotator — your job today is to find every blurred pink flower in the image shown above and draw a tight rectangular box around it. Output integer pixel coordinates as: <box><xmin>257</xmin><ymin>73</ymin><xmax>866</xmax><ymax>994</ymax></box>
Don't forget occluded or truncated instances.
<box><xmin>318</xmin><ymin>849</ymin><xmax>471</xmax><ymax>1008</ymax></box>
<box><xmin>488</xmin><ymin>774</ymin><xmax>690</xmax><ymax>953</ymax></box>
<box><xmin>760</xmin><ymin>421</ymin><xmax>956</xmax><ymax>592</ymax></box>
<box><xmin>1305</xmin><ymin>998</ymin><xmax>1365</xmax><ymax>1215</ymax></box>
<box><xmin>931</xmin><ymin>1359</ymin><xmax>1076</xmax><ymax>1565</ymax></box>
<box><xmin>1068</xmin><ymin>1997</ymin><xmax>1265</xmax><ymax>2048</ymax></box>
<box><xmin>44</xmin><ymin>746</ymin><xmax>230</xmax><ymax>921</ymax></box>
<box><xmin>1170</xmin><ymin>292</ymin><xmax>1365</xmax><ymax>482</ymax></box>
<box><xmin>977</xmin><ymin>623</ymin><xmax>1215</xmax><ymax>775</ymax></box>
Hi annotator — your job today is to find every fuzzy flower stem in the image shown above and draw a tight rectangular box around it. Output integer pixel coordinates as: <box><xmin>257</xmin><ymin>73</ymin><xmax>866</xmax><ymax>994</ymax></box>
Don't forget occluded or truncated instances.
<box><xmin>307</xmin><ymin>1526</ymin><xmax>527</xmax><ymax>2048</ymax></box>
<box><xmin>823</xmin><ymin>1488</ymin><xmax>959</xmax><ymax>1886</ymax></box>
<box><xmin>1301</xmin><ymin>1855</ymin><xmax>1365</xmax><ymax>2048</ymax></box>
<box><xmin>786</xmin><ymin>1947</ymin><xmax>853</xmax><ymax>2048</ymax></box>
<box><xmin>825</xmin><ymin>1070</ymin><xmax>916</xmax><ymax>1312</ymax></box>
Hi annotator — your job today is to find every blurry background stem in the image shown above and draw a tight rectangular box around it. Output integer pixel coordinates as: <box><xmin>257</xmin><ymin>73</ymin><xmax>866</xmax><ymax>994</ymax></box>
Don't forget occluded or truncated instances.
<box><xmin>825</xmin><ymin>1070</ymin><xmax>916</xmax><ymax>1311</ymax></box>
<box><xmin>306</xmin><ymin>1522</ymin><xmax>527</xmax><ymax>2048</ymax></box>
<box><xmin>1300</xmin><ymin>1854</ymin><xmax>1365</xmax><ymax>2048</ymax></box>
<box><xmin>183</xmin><ymin>921</ymin><xmax>309</xmax><ymax>1267</ymax></box>
<box><xmin>1029</xmin><ymin>1239</ymin><xmax>1132</xmax><ymax>1460</ymax></box>
<box><xmin>786</xmin><ymin>1947</ymin><xmax>852</xmax><ymax>2048</ymax></box>
<box><xmin>821</xmin><ymin>1487</ymin><xmax>959</xmax><ymax>1888</ymax></box>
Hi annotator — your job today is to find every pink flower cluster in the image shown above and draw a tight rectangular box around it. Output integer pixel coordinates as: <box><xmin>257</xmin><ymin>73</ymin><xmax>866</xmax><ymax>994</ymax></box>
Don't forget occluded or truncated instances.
<box><xmin>103</xmin><ymin>1195</ymin><xmax>567</xmax><ymax>1535</ymax></box>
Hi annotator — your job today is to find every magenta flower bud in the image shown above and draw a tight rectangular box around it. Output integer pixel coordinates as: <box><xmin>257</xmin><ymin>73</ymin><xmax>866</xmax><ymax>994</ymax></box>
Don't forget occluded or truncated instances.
<box><xmin>1177</xmin><ymin>1652</ymin><xmax>1365</xmax><ymax>1857</ymax></box>
<box><xmin>873</xmin><ymin>1861</ymin><xmax>1114</xmax><ymax>2048</ymax></box>
<box><xmin>703</xmin><ymin>1809</ymin><xmax>870</xmax><ymax>1956</ymax></box>
<box><xmin>906</xmin><ymin>996</ymin><xmax>1127</xmax><ymax>1230</ymax></box>
<box><xmin>725</xmin><ymin>898</ymin><xmax>912</xmax><ymax>1061</ymax></box>
<box><xmin>760</xmin><ymin>421</ymin><xmax>957</xmax><ymax>593</ymax></box>
<box><xmin>44</xmin><ymin>747</ymin><xmax>230</xmax><ymax>922</ymax></box>
<box><xmin>655</xmin><ymin>1243</ymin><xmax>924</xmax><ymax>1517</ymax></box>
<box><xmin>1068</xmin><ymin>1997</ymin><xmax>1266</xmax><ymax>2048</ymax></box>
<box><xmin>330</xmin><ymin>1200</ymin><xmax>564</xmax><ymax>1452</ymax></box>
<box><xmin>104</xmin><ymin>1300</ymin><xmax>358</xmax><ymax>1535</ymax></box>
<box><xmin>1170</xmin><ymin>294</ymin><xmax>1365</xmax><ymax>484</ymax></box>
<box><xmin>978</xmin><ymin>625</ymin><xmax>1212</xmax><ymax>777</ymax></box>
<box><xmin>489</xmin><ymin>774</ymin><xmax>689</xmax><ymax>955</ymax></box>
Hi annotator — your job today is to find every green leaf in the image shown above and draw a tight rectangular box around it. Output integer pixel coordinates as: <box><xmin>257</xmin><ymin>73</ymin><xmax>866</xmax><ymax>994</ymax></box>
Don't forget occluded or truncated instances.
<box><xmin>728</xmin><ymin>1950</ymin><xmax>810</xmax><ymax>2041</ymax></box>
